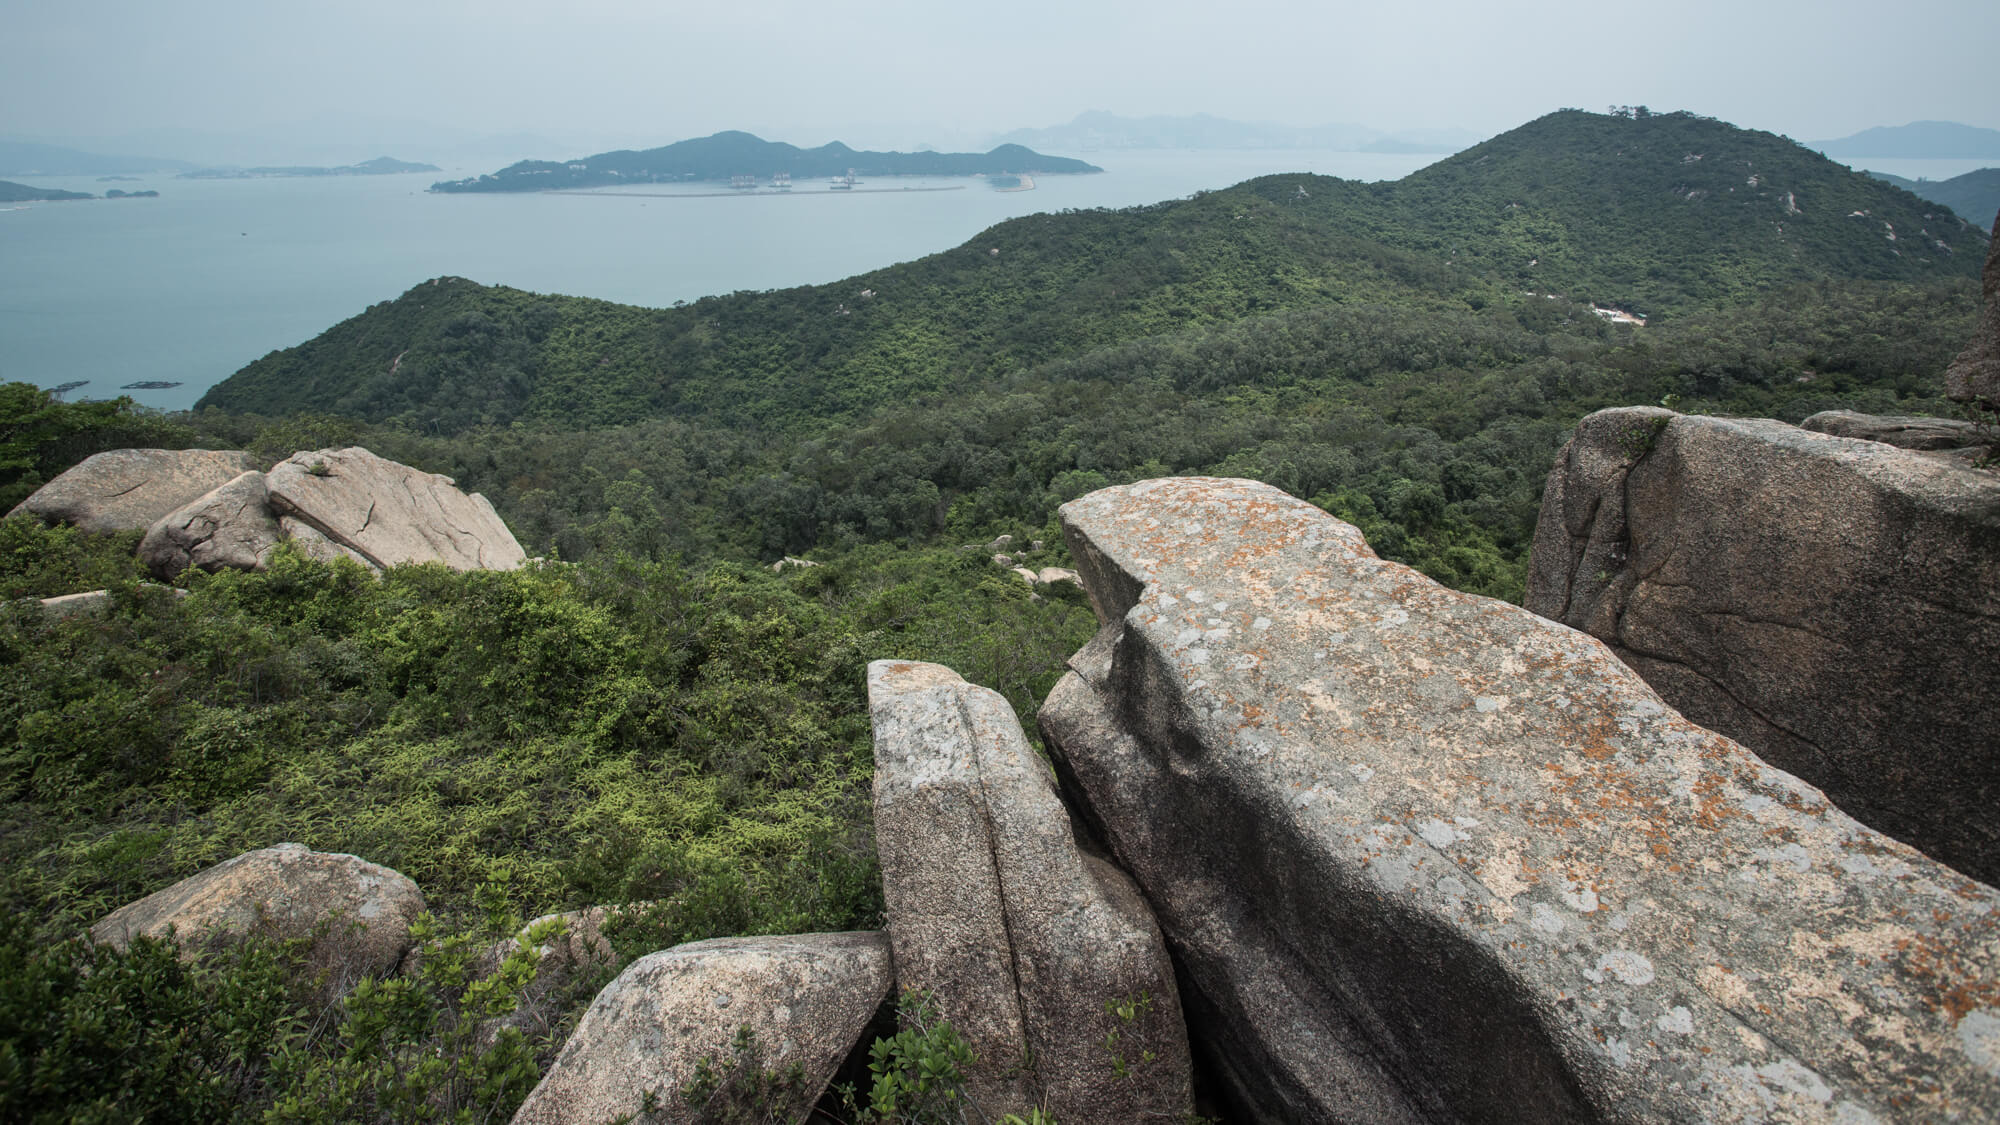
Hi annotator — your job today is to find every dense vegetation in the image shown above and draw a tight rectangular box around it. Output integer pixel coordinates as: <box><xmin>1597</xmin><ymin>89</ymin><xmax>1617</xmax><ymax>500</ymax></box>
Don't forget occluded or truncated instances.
<box><xmin>6</xmin><ymin>107</ymin><xmax>1993</xmax><ymax>1121</ymax></box>
<box><xmin>432</xmin><ymin>132</ymin><xmax>1100</xmax><ymax>193</ymax></box>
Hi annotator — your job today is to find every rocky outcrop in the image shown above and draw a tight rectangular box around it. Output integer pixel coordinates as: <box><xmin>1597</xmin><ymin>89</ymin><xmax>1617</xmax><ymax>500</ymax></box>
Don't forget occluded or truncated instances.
<box><xmin>266</xmin><ymin>447</ymin><xmax>524</xmax><ymax>571</ymax></box>
<box><xmin>91</xmin><ymin>843</ymin><xmax>425</xmax><ymax>986</ymax></box>
<box><xmin>1945</xmin><ymin>209</ymin><xmax>2000</xmax><ymax>404</ymax></box>
<box><xmin>511</xmin><ymin>931</ymin><xmax>892</xmax><ymax>1125</ymax></box>
<box><xmin>1801</xmin><ymin>409</ymin><xmax>1993</xmax><ymax>461</ymax></box>
<box><xmin>869</xmin><ymin>660</ymin><xmax>1191</xmax><ymax>1124</ymax></box>
<box><xmin>8</xmin><ymin>448</ymin><xmax>257</xmax><ymax>533</ymax></box>
<box><xmin>1526</xmin><ymin>408</ymin><xmax>2000</xmax><ymax>882</ymax></box>
<box><xmin>1040</xmin><ymin>476</ymin><xmax>2000</xmax><ymax>1123</ymax></box>
<box><xmin>138</xmin><ymin>470</ymin><xmax>284</xmax><ymax>577</ymax></box>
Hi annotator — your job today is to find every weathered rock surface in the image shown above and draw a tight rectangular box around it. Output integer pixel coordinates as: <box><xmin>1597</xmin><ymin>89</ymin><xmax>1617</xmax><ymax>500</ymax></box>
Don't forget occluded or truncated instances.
<box><xmin>1526</xmin><ymin>408</ymin><xmax>2000</xmax><ymax>883</ymax></box>
<box><xmin>138</xmin><ymin>470</ymin><xmax>283</xmax><ymax>578</ymax></box>
<box><xmin>278</xmin><ymin>516</ymin><xmax>380</xmax><ymax>571</ymax></box>
<box><xmin>870</xmin><ymin>660</ymin><xmax>1191</xmax><ymax>1124</ymax></box>
<box><xmin>1040</xmin><ymin>476</ymin><xmax>2000</xmax><ymax>1123</ymax></box>
<box><xmin>511</xmin><ymin>931</ymin><xmax>892</xmax><ymax>1125</ymax></box>
<box><xmin>91</xmin><ymin>843</ymin><xmax>425</xmax><ymax>985</ymax></box>
<box><xmin>8</xmin><ymin>448</ymin><xmax>257</xmax><ymax>533</ymax></box>
<box><xmin>1945</xmin><ymin>209</ymin><xmax>2000</xmax><ymax>404</ymax></box>
<box><xmin>1801</xmin><ymin>409</ymin><xmax>1993</xmax><ymax>461</ymax></box>
<box><xmin>266</xmin><ymin>447</ymin><xmax>524</xmax><ymax>571</ymax></box>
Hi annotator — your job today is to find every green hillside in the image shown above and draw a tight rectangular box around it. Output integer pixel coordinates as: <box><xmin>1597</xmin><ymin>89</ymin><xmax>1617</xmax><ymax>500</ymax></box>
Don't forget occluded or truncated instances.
<box><xmin>203</xmin><ymin>110</ymin><xmax>1986</xmax><ymax>437</ymax></box>
<box><xmin>1867</xmin><ymin>167</ymin><xmax>2000</xmax><ymax>229</ymax></box>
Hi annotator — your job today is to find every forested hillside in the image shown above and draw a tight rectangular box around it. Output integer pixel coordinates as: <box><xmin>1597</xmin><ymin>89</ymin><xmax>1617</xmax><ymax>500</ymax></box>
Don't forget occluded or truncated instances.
<box><xmin>204</xmin><ymin>110</ymin><xmax>1985</xmax><ymax>437</ymax></box>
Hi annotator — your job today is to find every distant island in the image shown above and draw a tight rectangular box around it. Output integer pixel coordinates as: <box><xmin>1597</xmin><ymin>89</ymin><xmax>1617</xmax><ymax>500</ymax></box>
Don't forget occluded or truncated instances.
<box><xmin>1866</xmin><ymin>167</ymin><xmax>2000</xmax><ymax>226</ymax></box>
<box><xmin>1812</xmin><ymin>121</ymin><xmax>2000</xmax><ymax>159</ymax></box>
<box><xmin>431</xmin><ymin>132</ymin><xmax>1101</xmax><ymax>193</ymax></box>
<box><xmin>103</xmin><ymin>189</ymin><xmax>160</xmax><ymax>199</ymax></box>
<box><xmin>0</xmin><ymin>179</ymin><xmax>95</xmax><ymax>203</ymax></box>
<box><xmin>182</xmin><ymin>156</ymin><xmax>440</xmax><ymax>180</ymax></box>
<box><xmin>990</xmin><ymin>111</ymin><xmax>1480</xmax><ymax>153</ymax></box>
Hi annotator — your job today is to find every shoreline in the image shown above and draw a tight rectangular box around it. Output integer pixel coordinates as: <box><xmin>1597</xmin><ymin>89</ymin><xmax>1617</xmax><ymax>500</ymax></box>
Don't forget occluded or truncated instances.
<box><xmin>546</xmin><ymin>185</ymin><xmax>970</xmax><ymax>199</ymax></box>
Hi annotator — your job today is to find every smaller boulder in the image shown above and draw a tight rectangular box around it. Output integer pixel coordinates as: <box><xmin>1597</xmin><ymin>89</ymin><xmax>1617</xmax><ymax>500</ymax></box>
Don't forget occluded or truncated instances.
<box><xmin>1036</xmin><ymin>566</ymin><xmax>1082</xmax><ymax>588</ymax></box>
<box><xmin>91</xmin><ymin>843</ymin><xmax>425</xmax><ymax>986</ymax></box>
<box><xmin>8</xmin><ymin>448</ymin><xmax>256</xmax><ymax>533</ymax></box>
<box><xmin>511</xmin><ymin>931</ymin><xmax>892</xmax><ymax>1125</ymax></box>
<box><xmin>139</xmin><ymin>471</ymin><xmax>283</xmax><ymax>579</ymax></box>
<box><xmin>266</xmin><ymin>447</ymin><xmax>524</xmax><ymax>571</ymax></box>
<box><xmin>1010</xmin><ymin>565</ymin><xmax>1039</xmax><ymax>586</ymax></box>
<box><xmin>1801</xmin><ymin>410</ymin><xmax>1991</xmax><ymax>454</ymax></box>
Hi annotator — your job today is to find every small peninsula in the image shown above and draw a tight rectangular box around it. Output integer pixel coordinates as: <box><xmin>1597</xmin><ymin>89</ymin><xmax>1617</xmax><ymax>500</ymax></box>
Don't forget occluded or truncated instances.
<box><xmin>430</xmin><ymin>131</ymin><xmax>1101</xmax><ymax>193</ymax></box>
<box><xmin>0</xmin><ymin>180</ymin><xmax>95</xmax><ymax>203</ymax></box>
<box><xmin>181</xmin><ymin>156</ymin><xmax>440</xmax><ymax>180</ymax></box>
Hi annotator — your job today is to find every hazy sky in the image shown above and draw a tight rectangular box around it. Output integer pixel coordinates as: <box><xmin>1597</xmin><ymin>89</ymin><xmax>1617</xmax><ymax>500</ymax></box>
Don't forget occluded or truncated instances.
<box><xmin>7</xmin><ymin>0</ymin><xmax>1998</xmax><ymax>160</ymax></box>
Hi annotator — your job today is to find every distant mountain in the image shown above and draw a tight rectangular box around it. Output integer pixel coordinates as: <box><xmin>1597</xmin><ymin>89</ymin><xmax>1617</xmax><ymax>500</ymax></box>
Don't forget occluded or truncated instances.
<box><xmin>1813</xmin><ymin>121</ymin><xmax>2000</xmax><ymax>158</ymax></box>
<box><xmin>1866</xmin><ymin>168</ymin><xmax>2000</xmax><ymax>228</ymax></box>
<box><xmin>0</xmin><ymin>140</ymin><xmax>193</xmax><ymax>176</ymax></box>
<box><xmin>180</xmin><ymin>156</ymin><xmax>441</xmax><ymax>179</ymax></box>
<box><xmin>432</xmin><ymin>132</ymin><xmax>1101</xmax><ymax>193</ymax></box>
<box><xmin>1359</xmin><ymin>109</ymin><xmax>1988</xmax><ymax>314</ymax></box>
<box><xmin>0</xmin><ymin>179</ymin><xmax>94</xmax><ymax>203</ymax></box>
<box><xmin>990</xmin><ymin>111</ymin><xmax>1480</xmax><ymax>153</ymax></box>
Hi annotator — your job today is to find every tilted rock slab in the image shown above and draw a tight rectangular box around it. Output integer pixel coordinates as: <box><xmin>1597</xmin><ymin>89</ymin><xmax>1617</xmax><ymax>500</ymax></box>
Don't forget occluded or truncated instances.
<box><xmin>1801</xmin><ymin>409</ymin><xmax>1992</xmax><ymax>454</ymax></box>
<box><xmin>266</xmin><ymin>447</ymin><xmax>524</xmax><ymax>571</ymax></box>
<box><xmin>869</xmin><ymin>660</ymin><xmax>1191</xmax><ymax>1124</ymax></box>
<box><xmin>8</xmin><ymin>448</ymin><xmax>256</xmax><ymax>533</ymax></box>
<box><xmin>1526</xmin><ymin>408</ymin><xmax>2000</xmax><ymax>883</ymax></box>
<box><xmin>138</xmin><ymin>470</ymin><xmax>284</xmax><ymax>578</ymax></box>
<box><xmin>511</xmin><ymin>932</ymin><xmax>892</xmax><ymax>1125</ymax></box>
<box><xmin>91</xmin><ymin>843</ymin><xmax>425</xmax><ymax>986</ymax></box>
<box><xmin>1945</xmin><ymin>208</ymin><xmax>2000</xmax><ymax>404</ymax></box>
<box><xmin>1039</xmin><ymin>476</ymin><xmax>2000</xmax><ymax>1123</ymax></box>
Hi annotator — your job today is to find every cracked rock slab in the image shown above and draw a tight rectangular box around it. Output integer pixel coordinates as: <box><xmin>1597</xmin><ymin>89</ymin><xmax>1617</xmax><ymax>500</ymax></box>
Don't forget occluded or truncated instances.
<box><xmin>139</xmin><ymin>470</ymin><xmax>283</xmax><ymax>578</ymax></box>
<box><xmin>869</xmin><ymin>660</ymin><xmax>1192</xmax><ymax>1125</ymax></box>
<box><xmin>91</xmin><ymin>843</ymin><xmax>425</xmax><ymax>986</ymax></box>
<box><xmin>511</xmin><ymin>932</ymin><xmax>892</xmax><ymax>1125</ymax></box>
<box><xmin>1526</xmin><ymin>408</ymin><xmax>2000</xmax><ymax>883</ymax></box>
<box><xmin>1042</xmin><ymin>476</ymin><xmax>2000</xmax><ymax>1124</ymax></box>
<box><xmin>265</xmin><ymin>447</ymin><xmax>524</xmax><ymax>571</ymax></box>
<box><xmin>8</xmin><ymin>448</ymin><xmax>257</xmax><ymax>533</ymax></box>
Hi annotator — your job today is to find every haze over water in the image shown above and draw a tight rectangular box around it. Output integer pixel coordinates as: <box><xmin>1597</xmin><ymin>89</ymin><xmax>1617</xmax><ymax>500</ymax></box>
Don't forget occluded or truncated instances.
<box><xmin>4</xmin><ymin>149</ymin><xmax>1989</xmax><ymax>413</ymax></box>
<box><xmin>2</xmin><ymin>151</ymin><xmax>1439</xmax><ymax>412</ymax></box>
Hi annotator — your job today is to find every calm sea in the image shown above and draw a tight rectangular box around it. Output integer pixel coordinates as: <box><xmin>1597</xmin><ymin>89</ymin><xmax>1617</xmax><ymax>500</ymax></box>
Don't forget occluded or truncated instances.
<box><xmin>1</xmin><ymin>151</ymin><xmax>1986</xmax><ymax>413</ymax></box>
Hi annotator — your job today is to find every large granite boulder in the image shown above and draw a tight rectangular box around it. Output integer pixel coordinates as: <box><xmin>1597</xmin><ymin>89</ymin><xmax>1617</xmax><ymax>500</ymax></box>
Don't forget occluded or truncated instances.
<box><xmin>8</xmin><ymin>448</ymin><xmax>257</xmax><ymax>533</ymax></box>
<box><xmin>91</xmin><ymin>843</ymin><xmax>425</xmax><ymax>986</ymax></box>
<box><xmin>138</xmin><ymin>470</ymin><xmax>284</xmax><ymax>578</ymax></box>
<box><xmin>511</xmin><ymin>931</ymin><xmax>892</xmax><ymax>1125</ymax></box>
<box><xmin>869</xmin><ymin>660</ymin><xmax>1191</xmax><ymax>1124</ymax></box>
<box><xmin>1945</xmin><ymin>209</ymin><xmax>2000</xmax><ymax>404</ymax></box>
<box><xmin>1040</xmin><ymin>476</ymin><xmax>2000</xmax><ymax>1123</ymax></box>
<box><xmin>1526</xmin><ymin>408</ymin><xmax>2000</xmax><ymax>883</ymax></box>
<box><xmin>265</xmin><ymin>447</ymin><xmax>524</xmax><ymax>571</ymax></box>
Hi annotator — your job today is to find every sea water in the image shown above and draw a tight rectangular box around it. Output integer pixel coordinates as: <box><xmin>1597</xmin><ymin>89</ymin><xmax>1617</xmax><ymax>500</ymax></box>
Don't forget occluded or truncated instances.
<box><xmin>1</xmin><ymin>150</ymin><xmax>1981</xmax><ymax>412</ymax></box>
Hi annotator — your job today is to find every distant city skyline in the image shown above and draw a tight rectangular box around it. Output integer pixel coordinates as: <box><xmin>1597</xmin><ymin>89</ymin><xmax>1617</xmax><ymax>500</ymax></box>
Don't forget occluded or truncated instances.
<box><xmin>5</xmin><ymin>0</ymin><xmax>1997</xmax><ymax>166</ymax></box>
